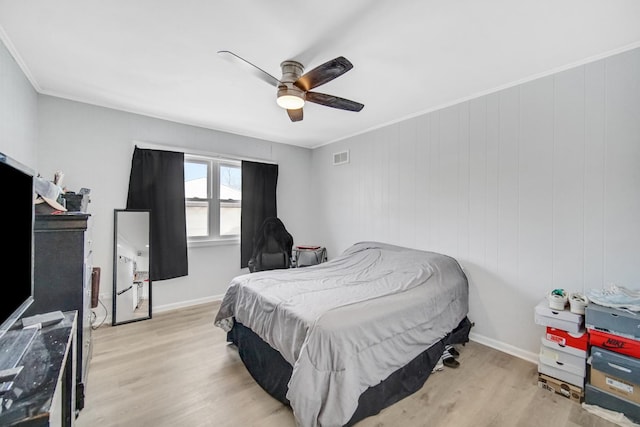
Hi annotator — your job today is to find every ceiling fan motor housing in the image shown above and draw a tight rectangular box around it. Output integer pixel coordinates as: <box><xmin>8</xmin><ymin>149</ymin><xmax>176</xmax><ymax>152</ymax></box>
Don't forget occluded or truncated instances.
<box><xmin>278</xmin><ymin>60</ymin><xmax>305</xmax><ymax>101</ymax></box>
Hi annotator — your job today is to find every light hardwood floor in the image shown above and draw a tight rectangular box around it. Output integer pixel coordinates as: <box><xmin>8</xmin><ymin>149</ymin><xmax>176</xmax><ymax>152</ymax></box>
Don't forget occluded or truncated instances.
<box><xmin>75</xmin><ymin>302</ymin><xmax>617</xmax><ymax>427</ymax></box>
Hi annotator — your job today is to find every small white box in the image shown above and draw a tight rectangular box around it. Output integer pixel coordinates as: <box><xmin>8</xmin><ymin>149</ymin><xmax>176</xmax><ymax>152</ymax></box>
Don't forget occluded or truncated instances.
<box><xmin>538</xmin><ymin>361</ymin><xmax>585</xmax><ymax>388</ymax></box>
<box><xmin>539</xmin><ymin>341</ymin><xmax>586</xmax><ymax>377</ymax></box>
<box><xmin>540</xmin><ymin>335</ymin><xmax>587</xmax><ymax>360</ymax></box>
<box><xmin>534</xmin><ymin>299</ymin><xmax>584</xmax><ymax>333</ymax></box>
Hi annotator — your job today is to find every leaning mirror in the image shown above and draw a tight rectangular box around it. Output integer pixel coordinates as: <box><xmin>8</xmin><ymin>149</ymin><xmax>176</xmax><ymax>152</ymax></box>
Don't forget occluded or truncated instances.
<box><xmin>113</xmin><ymin>209</ymin><xmax>152</xmax><ymax>325</ymax></box>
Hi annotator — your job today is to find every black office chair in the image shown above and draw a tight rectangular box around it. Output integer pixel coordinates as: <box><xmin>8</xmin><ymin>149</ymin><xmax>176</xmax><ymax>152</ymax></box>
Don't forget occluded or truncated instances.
<box><xmin>248</xmin><ymin>217</ymin><xmax>294</xmax><ymax>273</ymax></box>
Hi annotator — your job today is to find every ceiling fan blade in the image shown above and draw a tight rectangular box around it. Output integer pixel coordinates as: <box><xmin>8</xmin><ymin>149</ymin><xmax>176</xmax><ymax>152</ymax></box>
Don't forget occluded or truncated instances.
<box><xmin>294</xmin><ymin>56</ymin><xmax>353</xmax><ymax>91</ymax></box>
<box><xmin>306</xmin><ymin>92</ymin><xmax>364</xmax><ymax>112</ymax></box>
<box><xmin>287</xmin><ymin>108</ymin><xmax>303</xmax><ymax>122</ymax></box>
<box><xmin>217</xmin><ymin>50</ymin><xmax>280</xmax><ymax>87</ymax></box>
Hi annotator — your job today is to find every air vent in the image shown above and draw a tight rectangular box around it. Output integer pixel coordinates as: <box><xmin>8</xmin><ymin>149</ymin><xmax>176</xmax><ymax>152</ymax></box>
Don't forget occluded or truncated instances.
<box><xmin>333</xmin><ymin>150</ymin><xmax>350</xmax><ymax>166</ymax></box>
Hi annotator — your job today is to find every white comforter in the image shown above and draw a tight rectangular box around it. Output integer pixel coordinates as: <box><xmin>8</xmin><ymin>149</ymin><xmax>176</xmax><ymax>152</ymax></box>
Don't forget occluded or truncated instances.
<box><xmin>214</xmin><ymin>241</ymin><xmax>469</xmax><ymax>427</ymax></box>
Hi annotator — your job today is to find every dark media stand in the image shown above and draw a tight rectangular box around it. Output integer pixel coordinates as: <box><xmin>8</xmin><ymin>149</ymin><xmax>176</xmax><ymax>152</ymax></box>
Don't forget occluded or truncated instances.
<box><xmin>0</xmin><ymin>311</ymin><xmax>76</xmax><ymax>426</ymax></box>
<box><xmin>27</xmin><ymin>213</ymin><xmax>93</xmax><ymax>413</ymax></box>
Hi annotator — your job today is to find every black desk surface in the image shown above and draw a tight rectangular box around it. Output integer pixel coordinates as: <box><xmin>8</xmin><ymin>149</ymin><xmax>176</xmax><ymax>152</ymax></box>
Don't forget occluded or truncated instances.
<box><xmin>0</xmin><ymin>311</ymin><xmax>76</xmax><ymax>426</ymax></box>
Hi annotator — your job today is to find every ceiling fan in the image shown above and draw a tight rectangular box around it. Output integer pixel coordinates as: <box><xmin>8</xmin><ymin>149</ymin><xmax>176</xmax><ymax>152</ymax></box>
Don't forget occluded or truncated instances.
<box><xmin>218</xmin><ymin>50</ymin><xmax>364</xmax><ymax>122</ymax></box>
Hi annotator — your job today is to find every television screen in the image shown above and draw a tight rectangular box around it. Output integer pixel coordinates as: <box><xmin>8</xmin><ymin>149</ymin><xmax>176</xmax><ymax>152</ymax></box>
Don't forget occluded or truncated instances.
<box><xmin>0</xmin><ymin>152</ymin><xmax>35</xmax><ymax>341</ymax></box>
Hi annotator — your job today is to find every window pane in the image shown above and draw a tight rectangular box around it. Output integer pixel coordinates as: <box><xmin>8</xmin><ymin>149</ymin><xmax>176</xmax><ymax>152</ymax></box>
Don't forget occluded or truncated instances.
<box><xmin>220</xmin><ymin>202</ymin><xmax>240</xmax><ymax>236</ymax></box>
<box><xmin>185</xmin><ymin>162</ymin><xmax>208</xmax><ymax>198</ymax></box>
<box><xmin>220</xmin><ymin>165</ymin><xmax>241</xmax><ymax>200</ymax></box>
<box><xmin>184</xmin><ymin>156</ymin><xmax>242</xmax><ymax>240</ymax></box>
<box><xmin>186</xmin><ymin>202</ymin><xmax>209</xmax><ymax>237</ymax></box>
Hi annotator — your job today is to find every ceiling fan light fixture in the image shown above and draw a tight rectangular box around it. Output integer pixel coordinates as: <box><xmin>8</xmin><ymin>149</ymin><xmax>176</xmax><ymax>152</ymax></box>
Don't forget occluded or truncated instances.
<box><xmin>218</xmin><ymin>52</ymin><xmax>363</xmax><ymax>121</ymax></box>
<box><xmin>277</xmin><ymin>94</ymin><xmax>305</xmax><ymax>109</ymax></box>
<box><xmin>277</xmin><ymin>82</ymin><xmax>305</xmax><ymax>109</ymax></box>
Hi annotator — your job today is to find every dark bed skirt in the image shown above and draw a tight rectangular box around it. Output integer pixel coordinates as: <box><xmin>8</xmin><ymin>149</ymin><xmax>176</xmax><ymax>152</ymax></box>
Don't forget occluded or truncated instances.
<box><xmin>227</xmin><ymin>316</ymin><xmax>472</xmax><ymax>426</ymax></box>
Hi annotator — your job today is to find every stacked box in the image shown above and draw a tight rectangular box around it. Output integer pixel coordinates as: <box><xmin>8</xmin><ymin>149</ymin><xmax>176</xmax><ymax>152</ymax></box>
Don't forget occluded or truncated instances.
<box><xmin>538</xmin><ymin>373</ymin><xmax>584</xmax><ymax>403</ymax></box>
<box><xmin>585</xmin><ymin>384</ymin><xmax>640</xmax><ymax>422</ymax></box>
<box><xmin>585</xmin><ymin>304</ymin><xmax>640</xmax><ymax>423</ymax></box>
<box><xmin>545</xmin><ymin>327</ymin><xmax>589</xmax><ymax>351</ymax></box>
<box><xmin>539</xmin><ymin>335</ymin><xmax>587</xmax><ymax>387</ymax></box>
<box><xmin>589</xmin><ymin>329</ymin><xmax>640</xmax><ymax>358</ymax></box>
<box><xmin>534</xmin><ymin>299</ymin><xmax>587</xmax><ymax>399</ymax></box>
<box><xmin>586</xmin><ymin>303</ymin><xmax>640</xmax><ymax>340</ymax></box>
<box><xmin>535</xmin><ymin>300</ymin><xmax>584</xmax><ymax>333</ymax></box>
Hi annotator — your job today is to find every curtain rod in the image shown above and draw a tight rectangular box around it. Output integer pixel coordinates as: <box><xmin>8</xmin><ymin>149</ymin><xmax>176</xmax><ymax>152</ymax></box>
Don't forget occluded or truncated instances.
<box><xmin>131</xmin><ymin>140</ymin><xmax>278</xmax><ymax>165</ymax></box>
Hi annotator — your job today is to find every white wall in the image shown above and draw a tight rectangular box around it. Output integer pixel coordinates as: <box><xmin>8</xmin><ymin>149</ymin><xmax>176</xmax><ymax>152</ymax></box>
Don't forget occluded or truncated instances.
<box><xmin>310</xmin><ymin>47</ymin><xmax>640</xmax><ymax>361</ymax></box>
<box><xmin>0</xmin><ymin>37</ymin><xmax>37</xmax><ymax>167</ymax></box>
<box><xmin>36</xmin><ymin>95</ymin><xmax>313</xmax><ymax>319</ymax></box>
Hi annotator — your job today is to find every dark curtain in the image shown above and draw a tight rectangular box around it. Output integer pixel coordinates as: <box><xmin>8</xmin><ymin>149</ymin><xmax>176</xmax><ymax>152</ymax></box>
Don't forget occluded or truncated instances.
<box><xmin>126</xmin><ymin>146</ymin><xmax>188</xmax><ymax>281</ymax></box>
<box><xmin>241</xmin><ymin>161</ymin><xmax>278</xmax><ymax>268</ymax></box>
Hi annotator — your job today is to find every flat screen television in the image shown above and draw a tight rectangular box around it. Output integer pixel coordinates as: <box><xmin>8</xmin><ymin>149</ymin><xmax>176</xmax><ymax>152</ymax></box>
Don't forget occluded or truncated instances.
<box><xmin>0</xmin><ymin>152</ymin><xmax>35</xmax><ymax>342</ymax></box>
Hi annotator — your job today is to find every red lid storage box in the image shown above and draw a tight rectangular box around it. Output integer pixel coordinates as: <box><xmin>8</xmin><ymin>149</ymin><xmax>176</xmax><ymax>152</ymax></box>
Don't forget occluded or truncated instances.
<box><xmin>546</xmin><ymin>327</ymin><xmax>588</xmax><ymax>351</ymax></box>
<box><xmin>589</xmin><ymin>329</ymin><xmax>640</xmax><ymax>359</ymax></box>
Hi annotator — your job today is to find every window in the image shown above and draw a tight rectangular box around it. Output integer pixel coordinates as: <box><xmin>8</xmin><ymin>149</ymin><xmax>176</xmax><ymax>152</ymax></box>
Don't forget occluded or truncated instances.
<box><xmin>184</xmin><ymin>155</ymin><xmax>241</xmax><ymax>243</ymax></box>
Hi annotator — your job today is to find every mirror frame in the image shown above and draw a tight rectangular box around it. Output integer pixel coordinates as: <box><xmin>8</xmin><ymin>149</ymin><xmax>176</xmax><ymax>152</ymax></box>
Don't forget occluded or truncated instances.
<box><xmin>112</xmin><ymin>209</ymin><xmax>152</xmax><ymax>326</ymax></box>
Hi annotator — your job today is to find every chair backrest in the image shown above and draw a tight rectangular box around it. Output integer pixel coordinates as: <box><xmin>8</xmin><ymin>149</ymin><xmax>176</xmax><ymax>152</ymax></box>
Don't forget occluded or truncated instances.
<box><xmin>248</xmin><ymin>217</ymin><xmax>293</xmax><ymax>272</ymax></box>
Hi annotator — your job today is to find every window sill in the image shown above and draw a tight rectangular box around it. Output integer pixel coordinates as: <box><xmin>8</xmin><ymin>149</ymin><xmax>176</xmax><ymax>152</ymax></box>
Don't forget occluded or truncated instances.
<box><xmin>188</xmin><ymin>238</ymin><xmax>240</xmax><ymax>248</ymax></box>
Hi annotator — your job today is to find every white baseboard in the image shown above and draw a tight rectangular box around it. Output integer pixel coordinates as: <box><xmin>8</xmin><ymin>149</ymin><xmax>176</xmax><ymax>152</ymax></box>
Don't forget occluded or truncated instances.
<box><xmin>92</xmin><ymin>294</ymin><xmax>224</xmax><ymax>326</ymax></box>
<box><xmin>469</xmin><ymin>331</ymin><xmax>538</xmax><ymax>365</ymax></box>
<box><xmin>153</xmin><ymin>294</ymin><xmax>224</xmax><ymax>314</ymax></box>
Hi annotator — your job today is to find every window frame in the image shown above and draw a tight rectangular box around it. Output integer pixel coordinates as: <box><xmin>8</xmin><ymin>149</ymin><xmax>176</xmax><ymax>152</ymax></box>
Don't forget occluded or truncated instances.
<box><xmin>184</xmin><ymin>154</ymin><xmax>241</xmax><ymax>246</ymax></box>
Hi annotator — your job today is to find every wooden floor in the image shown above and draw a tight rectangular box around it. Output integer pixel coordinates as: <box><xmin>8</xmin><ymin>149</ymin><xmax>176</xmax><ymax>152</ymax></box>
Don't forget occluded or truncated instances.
<box><xmin>75</xmin><ymin>302</ymin><xmax>617</xmax><ymax>427</ymax></box>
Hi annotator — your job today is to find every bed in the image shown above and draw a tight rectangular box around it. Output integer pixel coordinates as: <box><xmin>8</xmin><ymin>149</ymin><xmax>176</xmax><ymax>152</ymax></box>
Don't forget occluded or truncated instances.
<box><xmin>214</xmin><ymin>241</ymin><xmax>471</xmax><ymax>427</ymax></box>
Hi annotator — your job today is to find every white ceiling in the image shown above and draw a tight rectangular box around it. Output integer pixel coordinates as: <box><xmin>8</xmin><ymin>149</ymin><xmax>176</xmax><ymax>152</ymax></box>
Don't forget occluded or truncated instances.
<box><xmin>1</xmin><ymin>1</ymin><xmax>640</xmax><ymax>149</ymax></box>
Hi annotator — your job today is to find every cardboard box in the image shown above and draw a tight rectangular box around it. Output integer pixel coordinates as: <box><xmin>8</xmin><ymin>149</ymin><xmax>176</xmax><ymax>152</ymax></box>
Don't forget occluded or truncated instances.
<box><xmin>586</xmin><ymin>304</ymin><xmax>640</xmax><ymax>340</ymax></box>
<box><xmin>589</xmin><ymin>329</ymin><xmax>640</xmax><ymax>359</ymax></box>
<box><xmin>538</xmin><ymin>360</ymin><xmax>584</xmax><ymax>388</ymax></box>
<box><xmin>537</xmin><ymin>373</ymin><xmax>583</xmax><ymax>403</ymax></box>
<box><xmin>546</xmin><ymin>327</ymin><xmax>588</xmax><ymax>351</ymax></box>
<box><xmin>534</xmin><ymin>300</ymin><xmax>584</xmax><ymax>333</ymax></box>
<box><xmin>539</xmin><ymin>339</ymin><xmax>586</xmax><ymax>377</ymax></box>
<box><xmin>585</xmin><ymin>383</ymin><xmax>640</xmax><ymax>424</ymax></box>
<box><xmin>591</xmin><ymin>346</ymin><xmax>640</xmax><ymax>385</ymax></box>
<box><xmin>590</xmin><ymin>367</ymin><xmax>640</xmax><ymax>404</ymax></box>
<box><xmin>541</xmin><ymin>335</ymin><xmax>587</xmax><ymax>360</ymax></box>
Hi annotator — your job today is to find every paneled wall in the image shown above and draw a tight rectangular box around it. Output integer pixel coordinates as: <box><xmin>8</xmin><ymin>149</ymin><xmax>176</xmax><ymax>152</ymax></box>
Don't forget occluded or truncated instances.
<box><xmin>311</xmin><ymin>47</ymin><xmax>640</xmax><ymax>359</ymax></box>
